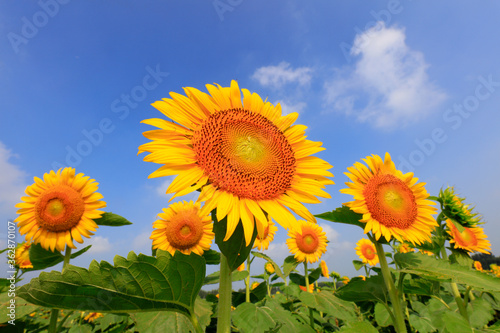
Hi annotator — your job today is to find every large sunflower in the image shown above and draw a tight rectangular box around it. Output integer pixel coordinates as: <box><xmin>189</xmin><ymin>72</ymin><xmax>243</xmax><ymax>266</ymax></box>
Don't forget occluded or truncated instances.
<box><xmin>253</xmin><ymin>218</ymin><xmax>278</xmax><ymax>251</ymax></box>
<box><xmin>355</xmin><ymin>238</ymin><xmax>379</xmax><ymax>266</ymax></box>
<box><xmin>286</xmin><ymin>220</ymin><xmax>328</xmax><ymax>263</ymax></box>
<box><xmin>446</xmin><ymin>219</ymin><xmax>490</xmax><ymax>254</ymax></box>
<box><xmin>151</xmin><ymin>201</ymin><xmax>214</xmax><ymax>256</ymax></box>
<box><xmin>340</xmin><ymin>153</ymin><xmax>437</xmax><ymax>245</ymax></box>
<box><xmin>139</xmin><ymin>80</ymin><xmax>333</xmax><ymax>245</ymax></box>
<box><xmin>14</xmin><ymin>168</ymin><xmax>106</xmax><ymax>252</ymax></box>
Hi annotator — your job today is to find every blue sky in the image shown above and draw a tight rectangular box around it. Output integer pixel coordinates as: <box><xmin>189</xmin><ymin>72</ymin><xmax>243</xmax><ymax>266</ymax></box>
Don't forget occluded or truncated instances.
<box><xmin>1</xmin><ymin>1</ymin><xmax>499</xmax><ymax>287</ymax></box>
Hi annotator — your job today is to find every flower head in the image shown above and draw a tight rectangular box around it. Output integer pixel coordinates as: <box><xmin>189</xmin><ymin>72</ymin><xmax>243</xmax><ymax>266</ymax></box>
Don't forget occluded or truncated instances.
<box><xmin>83</xmin><ymin>312</ymin><xmax>103</xmax><ymax>322</ymax></box>
<box><xmin>264</xmin><ymin>262</ymin><xmax>275</xmax><ymax>274</ymax></box>
<box><xmin>439</xmin><ymin>187</ymin><xmax>481</xmax><ymax>228</ymax></box>
<box><xmin>446</xmin><ymin>219</ymin><xmax>490</xmax><ymax>254</ymax></box>
<box><xmin>320</xmin><ymin>260</ymin><xmax>329</xmax><ymax>278</ymax></box>
<box><xmin>14</xmin><ymin>168</ymin><xmax>106</xmax><ymax>252</ymax></box>
<box><xmin>139</xmin><ymin>80</ymin><xmax>334</xmax><ymax>245</ymax></box>
<box><xmin>299</xmin><ymin>284</ymin><xmax>314</xmax><ymax>293</ymax></box>
<box><xmin>355</xmin><ymin>238</ymin><xmax>379</xmax><ymax>266</ymax></box>
<box><xmin>341</xmin><ymin>276</ymin><xmax>350</xmax><ymax>284</ymax></box>
<box><xmin>397</xmin><ymin>243</ymin><xmax>415</xmax><ymax>254</ymax></box>
<box><xmin>473</xmin><ymin>261</ymin><xmax>483</xmax><ymax>271</ymax></box>
<box><xmin>15</xmin><ymin>242</ymin><xmax>33</xmax><ymax>269</ymax></box>
<box><xmin>286</xmin><ymin>220</ymin><xmax>328</xmax><ymax>264</ymax></box>
<box><xmin>151</xmin><ymin>201</ymin><xmax>214</xmax><ymax>256</ymax></box>
<box><xmin>236</xmin><ymin>263</ymin><xmax>245</xmax><ymax>272</ymax></box>
<box><xmin>341</xmin><ymin>153</ymin><xmax>437</xmax><ymax>245</ymax></box>
<box><xmin>253</xmin><ymin>218</ymin><xmax>278</xmax><ymax>251</ymax></box>
<box><xmin>251</xmin><ymin>282</ymin><xmax>260</xmax><ymax>290</ymax></box>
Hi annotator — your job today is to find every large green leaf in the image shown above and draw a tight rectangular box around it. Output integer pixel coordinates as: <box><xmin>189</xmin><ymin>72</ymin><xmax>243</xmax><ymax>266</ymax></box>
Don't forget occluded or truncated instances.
<box><xmin>299</xmin><ymin>290</ymin><xmax>358</xmax><ymax>322</ymax></box>
<box><xmin>213</xmin><ymin>211</ymin><xmax>257</xmax><ymax>271</ymax></box>
<box><xmin>334</xmin><ymin>274</ymin><xmax>387</xmax><ymax>303</ymax></box>
<box><xmin>315</xmin><ymin>206</ymin><xmax>364</xmax><ymax>229</ymax></box>
<box><xmin>265</xmin><ymin>298</ymin><xmax>316</xmax><ymax>333</ymax></box>
<box><xmin>337</xmin><ymin>321</ymin><xmax>379</xmax><ymax>333</ymax></box>
<box><xmin>469</xmin><ymin>298</ymin><xmax>495</xmax><ymax>329</ymax></box>
<box><xmin>18</xmin><ymin>250</ymin><xmax>205</xmax><ymax>317</ymax></box>
<box><xmin>374</xmin><ymin>303</ymin><xmax>391</xmax><ymax>327</ymax></box>
<box><xmin>282</xmin><ymin>255</ymin><xmax>300</xmax><ymax>278</ymax></box>
<box><xmin>408</xmin><ymin>301</ymin><xmax>436</xmax><ymax>333</ymax></box>
<box><xmin>0</xmin><ymin>293</ymin><xmax>39</xmax><ymax>324</ymax></box>
<box><xmin>93</xmin><ymin>212</ymin><xmax>132</xmax><ymax>226</ymax></box>
<box><xmin>232</xmin><ymin>302</ymin><xmax>277</xmax><ymax>333</ymax></box>
<box><xmin>395</xmin><ymin>252</ymin><xmax>500</xmax><ymax>291</ymax></box>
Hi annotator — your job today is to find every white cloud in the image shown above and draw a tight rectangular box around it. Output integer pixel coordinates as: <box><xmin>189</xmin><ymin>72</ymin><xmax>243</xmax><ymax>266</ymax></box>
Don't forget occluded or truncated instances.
<box><xmin>324</xmin><ymin>22</ymin><xmax>447</xmax><ymax>130</ymax></box>
<box><xmin>252</xmin><ymin>62</ymin><xmax>312</xmax><ymax>89</ymax></box>
<box><xmin>86</xmin><ymin>236</ymin><xmax>112</xmax><ymax>254</ymax></box>
<box><xmin>132</xmin><ymin>231</ymin><xmax>152</xmax><ymax>253</ymax></box>
<box><xmin>0</xmin><ymin>142</ymin><xmax>28</xmax><ymax>217</ymax></box>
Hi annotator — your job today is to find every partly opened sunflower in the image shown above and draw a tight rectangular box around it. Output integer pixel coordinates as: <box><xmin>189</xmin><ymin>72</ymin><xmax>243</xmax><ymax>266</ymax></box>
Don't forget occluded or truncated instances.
<box><xmin>14</xmin><ymin>168</ymin><xmax>106</xmax><ymax>252</ymax></box>
<box><xmin>341</xmin><ymin>153</ymin><xmax>437</xmax><ymax>245</ymax></box>
<box><xmin>15</xmin><ymin>242</ymin><xmax>33</xmax><ymax>269</ymax></box>
<box><xmin>253</xmin><ymin>218</ymin><xmax>278</xmax><ymax>251</ymax></box>
<box><xmin>446</xmin><ymin>219</ymin><xmax>490</xmax><ymax>254</ymax></box>
<box><xmin>286</xmin><ymin>220</ymin><xmax>328</xmax><ymax>264</ymax></box>
<box><xmin>355</xmin><ymin>238</ymin><xmax>379</xmax><ymax>266</ymax></box>
<box><xmin>320</xmin><ymin>260</ymin><xmax>329</xmax><ymax>278</ymax></box>
<box><xmin>151</xmin><ymin>201</ymin><xmax>214</xmax><ymax>256</ymax></box>
<box><xmin>139</xmin><ymin>80</ymin><xmax>334</xmax><ymax>245</ymax></box>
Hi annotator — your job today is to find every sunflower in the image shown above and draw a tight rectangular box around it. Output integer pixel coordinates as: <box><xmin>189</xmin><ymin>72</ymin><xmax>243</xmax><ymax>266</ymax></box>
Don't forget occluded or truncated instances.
<box><xmin>341</xmin><ymin>153</ymin><xmax>437</xmax><ymax>245</ymax></box>
<box><xmin>251</xmin><ymin>282</ymin><xmax>260</xmax><ymax>290</ymax></box>
<box><xmin>473</xmin><ymin>261</ymin><xmax>483</xmax><ymax>271</ymax></box>
<box><xmin>446</xmin><ymin>219</ymin><xmax>490</xmax><ymax>254</ymax></box>
<box><xmin>264</xmin><ymin>262</ymin><xmax>275</xmax><ymax>274</ymax></box>
<box><xmin>397</xmin><ymin>243</ymin><xmax>415</xmax><ymax>254</ymax></box>
<box><xmin>15</xmin><ymin>242</ymin><xmax>33</xmax><ymax>269</ymax></box>
<box><xmin>355</xmin><ymin>238</ymin><xmax>379</xmax><ymax>266</ymax></box>
<box><xmin>439</xmin><ymin>187</ymin><xmax>481</xmax><ymax>228</ymax></box>
<box><xmin>83</xmin><ymin>312</ymin><xmax>104</xmax><ymax>322</ymax></box>
<box><xmin>14</xmin><ymin>168</ymin><xmax>105</xmax><ymax>252</ymax></box>
<box><xmin>299</xmin><ymin>284</ymin><xmax>315</xmax><ymax>293</ymax></box>
<box><xmin>139</xmin><ymin>80</ymin><xmax>334</xmax><ymax>246</ymax></box>
<box><xmin>151</xmin><ymin>201</ymin><xmax>214</xmax><ymax>256</ymax></box>
<box><xmin>286</xmin><ymin>220</ymin><xmax>328</xmax><ymax>264</ymax></box>
<box><xmin>320</xmin><ymin>260</ymin><xmax>329</xmax><ymax>278</ymax></box>
<box><xmin>253</xmin><ymin>218</ymin><xmax>278</xmax><ymax>251</ymax></box>
<box><xmin>236</xmin><ymin>263</ymin><xmax>245</xmax><ymax>271</ymax></box>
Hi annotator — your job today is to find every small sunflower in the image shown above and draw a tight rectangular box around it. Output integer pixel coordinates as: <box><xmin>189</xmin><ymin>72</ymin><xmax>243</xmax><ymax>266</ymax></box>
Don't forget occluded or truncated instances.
<box><xmin>14</xmin><ymin>242</ymin><xmax>33</xmax><ymax>269</ymax></box>
<box><xmin>355</xmin><ymin>238</ymin><xmax>379</xmax><ymax>266</ymax></box>
<box><xmin>151</xmin><ymin>201</ymin><xmax>214</xmax><ymax>256</ymax></box>
<box><xmin>341</xmin><ymin>276</ymin><xmax>350</xmax><ymax>284</ymax></box>
<box><xmin>139</xmin><ymin>80</ymin><xmax>334</xmax><ymax>246</ymax></box>
<box><xmin>446</xmin><ymin>219</ymin><xmax>490</xmax><ymax>254</ymax></box>
<box><xmin>299</xmin><ymin>284</ymin><xmax>314</xmax><ymax>293</ymax></box>
<box><xmin>253</xmin><ymin>218</ymin><xmax>278</xmax><ymax>251</ymax></box>
<box><xmin>14</xmin><ymin>168</ymin><xmax>106</xmax><ymax>252</ymax></box>
<box><xmin>473</xmin><ymin>261</ymin><xmax>483</xmax><ymax>271</ymax></box>
<box><xmin>83</xmin><ymin>312</ymin><xmax>104</xmax><ymax>322</ymax></box>
<box><xmin>251</xmin><ymin>282</ymin><xmax>260</xmax><ymax>290</ymax></box>
<box><xmin>320</xmin><ymin>260</ymin><xmax>329</xmax><ymax>278</ymax></box>
<box><xmin>236</xmin><ymin>263</ymin><xmax>245</xmax><ymax>271</ymax></box>
<box><xmin>341</xmin><ymin>153</ymin><xmax>437</xmax><ymax>245</ymax></box>
<box><xmin>397</xmin><ymin>243</ymin><xmax>415</xmax><ymax>254</ymax></box>
<box><xmin>264</xmin><ymin>262</ymin><xmax>275</xmax><ymax>274</ymax></box>
<box><xmin>439</xmin><ymin>187</ymin><xmax>481</xmax><ymax>228</ymax></box>
<box><xmin>286</xmin><ymin>220</ymin><xmax>327</xmax><ymax>264</ymax></box>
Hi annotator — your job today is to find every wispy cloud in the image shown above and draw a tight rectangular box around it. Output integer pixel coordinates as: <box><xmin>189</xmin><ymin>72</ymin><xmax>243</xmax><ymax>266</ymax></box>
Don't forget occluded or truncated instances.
<box><xmin>252</xmin><ymin>62</ymin><xmax>312</xmax><ymax>89</ymax></box>
<box><xmin>324</xmin><ymin>22</ymin><xmax>447</xmax><ymax>130</ymax></box>
<box><xmin>0</xmin><ymin>141</ymin><xmax>28</xmax><ymax>217</ymax></box>
<box><xmin>276</xmin><ymin>100</ymin><xmax>307</xmax><ymax>117</ymax></box>
<box><xmin>86</xmin><ymin>236</ymin><xmax>112</xmax><ymax>254</ymax></box>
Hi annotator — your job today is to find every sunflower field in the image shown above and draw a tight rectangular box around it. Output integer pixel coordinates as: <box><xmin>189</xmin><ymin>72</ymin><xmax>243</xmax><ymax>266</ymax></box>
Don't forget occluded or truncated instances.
<box><xmin>2</xmin><ymin>82</ymin><xmax>500</xmax><ymax>333</ymax></box>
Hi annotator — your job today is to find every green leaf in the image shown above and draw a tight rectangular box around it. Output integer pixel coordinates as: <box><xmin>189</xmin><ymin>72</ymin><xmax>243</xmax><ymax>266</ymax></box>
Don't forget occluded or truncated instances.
<box><xmin>442</xmin><ymin>311</ymin><xmax>473</xmax><ymax>332</ymax></box>
<box><xmin>469</xmin><ymin>297</ymin><xmax>495</xmax><ymax>329</ymax></box>
<box><xmin>408</xmin><ymin>301</ymin><xmax>436</xmax><ymax>333</ymax></box>
<box><xmin>395</xmin><ymin>252</ymin><xmax>500</xmax><ymax>291</ymax></box>
<box><xmin>352</xmin><ymin>260</ymin><xmax>365</xmax><ymax>271</ymax></box>
<box><xmin>213</xmin><ymin>211</ymin><xmax>257</xmax><ymax>271</ymax></box>
<box><xmin>403</xmin><ymin>277</ymin><xmax>437</xmax><ymax>296</ymax></box>
<box><xmin>335</xmin><ymin>274</ymin><xmax>387</xmax><ymax>303</ymax></box>
<box><xmin>282</xmin><ymin>255</ymin><xmax>300</xmax><ymax>277</ymax></box>
<box><xmin>265</xmin><ymin>298</ymin><xmax>316</xmax><ymax>333</ymax></box>
<box><xmin>449</xmin><ymin>250</ymin><xmax>473</xmax><ymax>267</ymax></box>
<box><xmin>93</xmin><ymin>212</ymin><xmax>132</xmax><ymax>226</ymax></box>
<box><xmin>289</xmin><ymin>267</ymin><xmax>322</xmax><ymax>286</ymax></box>
<box><xmin>18</xmin><ymin>250</ymin><xmax>205</xmax><ymax>316</ymax></box>
<box><xmin>27</xmin><ymin>243</ymin><xmax>64</xmax><ymax>271</ymax></box>
<box><xmin>130</xmin><ymin>296</ymin><xmax>211</xmax><ymax>333</ymax></box>
<box><xmin>374</xmin><ymin>303</ymin><xmax>392</xmax><ymax>327</ymax></box>
<box><xmin>232</xmin><ymin>302</ymin><xmax>277</xmax><ymax>333</ymax></box>
<box><xmin>337</xmin><ymin>320</ymin><xmax>379</xmax><ymax>333</ymax></box>
<box><xmin>251</xmin><ymin>251</ymin><xmax>285</xmax><ymax>280</ymax></box>
<box><xmin>203</xmin><ymin>270</ymin><xmax>248</xmax><ymax>285</ymax></box>
<box><xmin>202</xmin><ymin>249</ymin><xmax>220</xmax><ymax>265</ymax></box>
<box><xmin>315</xmin><ymin>206</ymin><xmax>364</xmax><ymax>229</ymax></box>
<box><xmin>299</xmin><ymin>290</ymin><xmax>358</xmax><ymax>322</ymax></box>
<box><xmin>232</xmin><ymin>282</ymin><xmax>268</xmax><ymax>307</ymax></box>
<box><xmin>0</xmin><ymin>294</ymin><xmax>39</xmax><ymax>324</ymax></box>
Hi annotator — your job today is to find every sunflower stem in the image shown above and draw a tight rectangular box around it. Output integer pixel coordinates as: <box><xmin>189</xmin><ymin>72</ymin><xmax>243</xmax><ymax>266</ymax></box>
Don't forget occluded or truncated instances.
<box><xmin>63</xmin><ymin>247</ymin><xmax>72</xmax><ymax>272</ymax></box>
<box><xmin>217</xmin><ymin>253</ymin><xmax>232</xmax><ymax>333</ymax></box>
<box><xmin>373</xmin><ymin>240</ymin><xmax>407</xmax><ymax>333</ymax></box>
<box><xmin>190</xmin><ymin>310</ymin><xmax>204</xmax><ymax>333</ymax></box>
<box><xmin>303</xmin><ymin>262</ymin><xmax>314</xmax><ymax>328</ymax></box>
<box><xmin>245</xmin><ymin>256</ymin><xmax>251</xmax><ymax>303</ymax></box>
<box><xmin>48</xmin><ymin>309</ymin><xmax>59</xmax><ymax>333</ymax></box>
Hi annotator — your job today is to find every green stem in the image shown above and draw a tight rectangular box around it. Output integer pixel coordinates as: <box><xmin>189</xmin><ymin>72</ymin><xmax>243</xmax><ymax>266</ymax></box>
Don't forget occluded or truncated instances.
<box><xmin>304</xmin><ymin>262</ymin><xmax>314</xmax><ymax>329</ymax></box>
<box><xmin>217</xmin><ymin>253</ymin><xmax>232</xmax><ymax>333</ymax></box>
<box><xmin>440</xmin><ymin>245</ymin><xmax>470</xmax><ymax>322</ymax></box>
<box><xmin>49</xmin><ymin>247</ymin><xmax>72</xmax><ymax>333</ymax></box>
<box><xmin>63</xmin><ymin>247</ymin><xmax>72</xmax><ymax>272</ymax></box>
<box><xmin>245</xmin><ymin>256</ymin><xmax>251</xmax><ymax>303</ymax></box>
<box><xmin>372</xmin><ymin>238</ymin><xmax>407</xmax><ymax>333</ymax></box>
<box><xmin>190</xmin><ymin>310</ymin><xmax>204</xmax><ymax>333</ymax></box>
